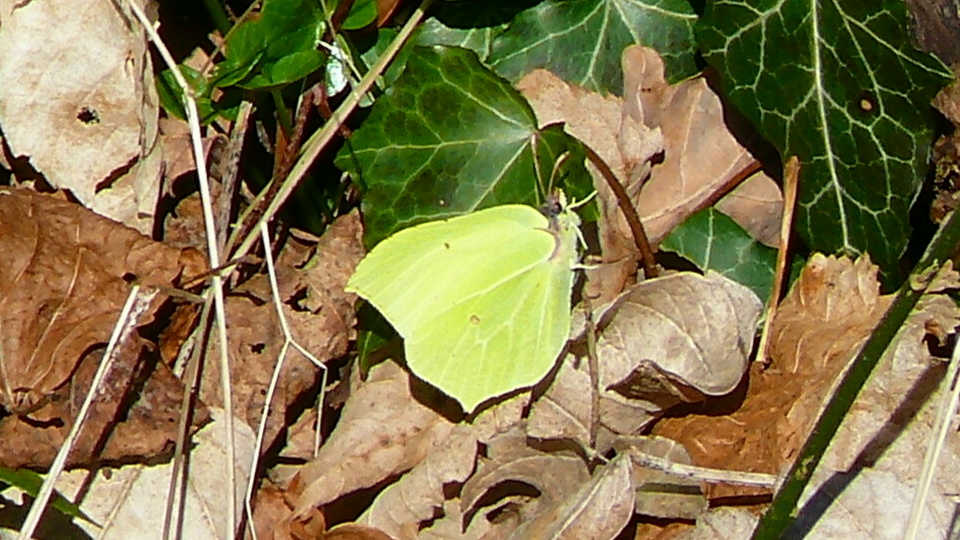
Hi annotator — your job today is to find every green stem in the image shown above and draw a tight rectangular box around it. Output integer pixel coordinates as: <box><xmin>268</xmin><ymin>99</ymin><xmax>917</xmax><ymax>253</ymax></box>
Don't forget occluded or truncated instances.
<box><xmin>752</xmin><ymin>207</ymin><xmax>960</xmax><ymax>538</ymax></box>
<box><xmin>201</xmin><ymin>0</ymin><xmax>232</xmax><ymax>35</ymax></box>
<box><xmin>271</xmin><ymin>89</ymin><xmax>294</xmax><ymax>137</ymax></box>
<box><xmin>227</xmin><ymin>0</ymin><xmax>438</xmax><ymax>260</ymax></box>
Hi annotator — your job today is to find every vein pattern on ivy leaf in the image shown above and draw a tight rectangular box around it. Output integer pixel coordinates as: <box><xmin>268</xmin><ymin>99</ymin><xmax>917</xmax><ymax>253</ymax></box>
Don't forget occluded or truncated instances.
<box><xmin>698</xmin><ymin>0</ymin><xmax>951</xmax><ymax>282</ymax></box>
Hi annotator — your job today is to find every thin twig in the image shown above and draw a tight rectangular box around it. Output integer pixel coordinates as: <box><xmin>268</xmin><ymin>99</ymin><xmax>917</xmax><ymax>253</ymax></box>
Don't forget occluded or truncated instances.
<box><xmin>216</xmin><ymin>101</ymin><xmax>253</xmax><ymax>253</ymax></box>
<box><xmin>755</xmin><ymin>156</ymin><xmax>800</xmax><ymax>364</ymax></box>
<box><xmin>582</xmin><ymin>297</ymin><xmax>601</xmax><ymax>449</ymax></box>
<box><xmin>18</xmin><ymin>287</ymin><xmax>155</xmax><ymax>540</ymax></box>
<box><xmin>630</xmin><ymin>450</ymin><xmax>779</xmax><ymax>488</ymax></box>
<box><xmin>581</xmin><ymin>143</ymin><xmax>658</xmax><ymax>278</ymax></box>
<box><xmin>690</xmin><ymin>158</ymin><xmax>763</xmax><ymax>215</ymax></box>
<box><xmin>127</xmin><ymin>2</ymin><xmax>239</xmax><ymax>536</ymax></box>
<box><xmin>751</xmin><ymin>207</ymin><xmax>960</xmax><ymax>538</ymax></box>
<box><xmin>226</xmin><ymin>0</ymin><xmax>438</xmax><ymax>263</ymax></box>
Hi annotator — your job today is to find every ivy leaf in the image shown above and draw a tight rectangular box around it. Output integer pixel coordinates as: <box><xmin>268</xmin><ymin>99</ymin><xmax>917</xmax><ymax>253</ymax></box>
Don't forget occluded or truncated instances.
<box><xmin>415</xmin><ymin>1</ymin><xmax>534</xmax><ymax>60</ymax></box>
<box><xmin>335</xmin><ymin>45</ymin><xmax>594</xmax><ymax>247</ymax></box>
<box><xmin>488</xmin><ymin>0</ymin><xmax>699</xmax><ymax>93</ymax></box>
<box><xmin>698</xmin><ymin>0</ymin><xmax>951</xmax><ymax>283</ymax></box>
<box><xmin>660</xmin><ymin>208</ymin><xmax>777</xmax><ymax>302</ymax></box>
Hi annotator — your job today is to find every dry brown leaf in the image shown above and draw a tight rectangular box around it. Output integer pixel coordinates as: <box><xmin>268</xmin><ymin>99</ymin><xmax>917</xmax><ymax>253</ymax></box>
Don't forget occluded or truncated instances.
<box><xmin>596</xmin><ymin>271</ymin><xmax>760</xmax><ymax>401</ymax></box>
<box><xmin>159</xmin><ymin>116</ymin><xmax>224</xmax><ymax>188</ymax></box>
<box><xmin>517</xmin><ymin>46</ymin><xmax>782</xmax><ymax>301</ymax></box>
<box><xmin>291</xmin><ymin>361</ymin><xmax>457</xmax><ymax>517</ymax></box>
<box><xmin>323</xmin><ymin>524</ymin><xmax>396</xmax><ymax>540</ymax></box>
<box><xmin>517</xmin><ymin>65</ymin><xmax>662</xmax><ymax>302</ymax></box>
<box><xmin>530</xmin><ymin>272</ymin><xmax>760</xmax><ymax>451</ymax></box>
<box><xmin>252</xmin><ymin>481</ymin><xmax>301</xmax><ymax>540</ymax></box>
<box><xmin>714</xmin><ymin>174</ymin><xmax>784</xmax><ymax>248</ymax></box>
<box><xmin>358</xmin><ymin>425</ymin><xmax>479</xmax><ymax>539</ymax></box>
<box><xmin>0</xmin><ymin>341</ymin><xmax>209</xmax><ymax>468</ymax></box>
<box><xmin>0</xmin><ymin>0</ymin><xmax>162</xmax><ymax>232</ymax></box>
<box><xmin>653</xmin><ymin>255</ymin><xmax>892</xmax><ymax>499</ymax></box>
<box><xmin>0</xmin><ymin>188</ymin><xmax>202</xmax><ymax>416</ymax></box>
<box><xmin>458</xmin><ymin>427</ymin><xmax>590</xmax><ymax>538</ymax></box>
<box><xmin>199</xmin><ymin>212</ymin><xmax>362</xmax><ymax>451</ymax></box>
<box><xmin>507</xmin><ymin>454</ymin><xmax>633</xmax><ymax>540</ymax></box>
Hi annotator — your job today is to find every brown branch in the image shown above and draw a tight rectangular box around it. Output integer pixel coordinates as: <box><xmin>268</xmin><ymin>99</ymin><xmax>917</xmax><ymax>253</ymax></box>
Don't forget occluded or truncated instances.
<box><xmin>581</xmin><ymin>143</ymin><xmax>658</xmax><ymax>279</ymax></box>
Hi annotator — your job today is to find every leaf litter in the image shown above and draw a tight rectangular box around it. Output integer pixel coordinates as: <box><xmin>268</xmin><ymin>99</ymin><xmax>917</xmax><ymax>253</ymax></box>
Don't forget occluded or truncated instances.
<box><xmin>0</xmin><ymin>10</ymin><xmax>957</xmax><ymax>540</ymax></box>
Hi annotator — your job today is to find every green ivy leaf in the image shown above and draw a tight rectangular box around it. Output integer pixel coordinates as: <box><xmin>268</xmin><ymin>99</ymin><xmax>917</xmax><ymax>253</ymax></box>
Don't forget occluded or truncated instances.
<box><xmin>660</xmin><ymin>208</ymin><xmax>777</xmax><ymax>302</ymax></box>
<box><xmin>698</xmin><ymin>0</ymin><xmax>951</xmax><ymax>283</ymax></box>
<box><xmin>335</xmin><ymin>45</ymin><xmax>594</xmax><ymax>247</ymax></box>
<box><xmin>212</xmin><ymin>0</ymin><xmax>326</xmax><ymax>90</ymax></box>
<box><xmin>488</xmin><ymin>0</ymin><xmax>699</xmax><ymax>93</ymax></box>
<box><xmin>415</xmin><ymin>1</ymin><xmax>534</xmax><ymax>60</ymax></box>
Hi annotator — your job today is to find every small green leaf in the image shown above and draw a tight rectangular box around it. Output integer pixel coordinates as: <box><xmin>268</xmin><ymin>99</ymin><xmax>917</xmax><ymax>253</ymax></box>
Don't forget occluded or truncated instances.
<box><xmin>488</xmin><ymin>0</ymin><xmax>699</xmax><ymax>92</ymax></box>
<box><xmin>156</xmin><ymin>66</ymin><xmax>215</xmax><ymax>123</ymax></box>
<box><xmin>698</xmin><ymin>0</ymin><xmax>952</xmax><ymax>283</ymax></box>
<box><xmin>212</xmin><ymin>0</ymin><xmax>326</xmax><ymax>90</ymax></box>
<box><xmin>660</xmin><ymin>208</ymin><xmax>777</xmax><ymax>302</ymax></box>
<box><xmin>335</xmin><ymin>45</ymin><xmax>593</xmax><ymax>247</ymax></box>
<box><xmin>342</xmin><ymin>0</ymin><xmax>378</xmax><ymax>30</ymax></box>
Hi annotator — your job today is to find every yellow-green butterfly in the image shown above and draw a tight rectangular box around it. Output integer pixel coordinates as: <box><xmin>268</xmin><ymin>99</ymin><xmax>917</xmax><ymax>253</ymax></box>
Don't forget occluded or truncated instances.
<box><xmin>346</xmin><ymin>194</ymin><xmax>581</xmax><ymax>412</ymax></box>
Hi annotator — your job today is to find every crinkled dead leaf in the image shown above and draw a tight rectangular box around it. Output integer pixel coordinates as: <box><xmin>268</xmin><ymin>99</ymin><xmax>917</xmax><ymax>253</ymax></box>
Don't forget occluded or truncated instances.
<box><xmin>292</xmin><ymin>361</ymin><xmax>456</xmax><ymax>517</ymax></box>
<box><xmin>0</xmin><ymin>188</ymin><xmax>202</xmax><ymax>416</ymax></box>
<box><xmin>507</xmin><ymin>454</ymin><xmax>633</xmax><ymax>540</ymax></box>
<box><xmin>358</xmin><ymin>425</ymin><xmax>478</xmax><ymax>539</ymax></box>
<box><xmin>655</xmin><ymin>255</ymin><xmax>889</xmax><ymax>498</ymax></box>
<box><xmin>596</xmin><ymin>271</ymin><xmax>760</xmax><ymax>399</ymax></box>
<box><xmin>675</xmin><ymin>507</ymin><xmax>758</xmax><ymax>540</ymax></box>
<box><xmin>655</xmin><ymin>253</ymin><xmax>960</xmax><ymax>523</ymax></box>
<box><xmin>0</xmin><ymin>0</ymin><xmax>162</xmax><ymax>232</ymax></box>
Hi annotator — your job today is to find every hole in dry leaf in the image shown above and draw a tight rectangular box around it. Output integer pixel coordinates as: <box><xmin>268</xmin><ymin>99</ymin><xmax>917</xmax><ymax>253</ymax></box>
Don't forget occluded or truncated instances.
<box><xmin>121</xmin><ymin>272</ymin><xmax>137</xmax><ymax>283</ymax></box>
<box><xmin>251</xmin><ymin>343</ymin><xmax>266</xmax><ymax>354</ymax></box>
<box><xmin>76</xmin><ymin>106</ymin><xmax>100</xmax><ymax>125</ymax></box>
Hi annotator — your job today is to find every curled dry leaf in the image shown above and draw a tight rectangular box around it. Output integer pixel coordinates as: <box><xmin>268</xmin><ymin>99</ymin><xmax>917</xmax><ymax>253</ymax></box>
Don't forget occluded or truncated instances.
<box><xmin>292</xmin><ymin>361</ymin><xmax>456</xmax><ymax>517</ymax></box>
<box><xmin>459</xmin><ymin>426</ymin><xmax>589</xmax><ymax>538</ymax></box>
<box><xmin>0</xmin><ymin>188</ymin><xmax>202</xmax><ymax>416</ymax></box>
<box><xmin>597</xmin><ymin>271</ymin><xmax>761</xmax><ymax>397</ymax></box>
<box><xmin>507</xmin><ymin>454</ymin><xmax>634</xmax><ymax>540</ymax></box>
<box><xmin>0</xmin><ymin>0</ymin><xmax>162</xmax><ymax>232</ymax></box>
<box><xmin>530</xmin><ymin>272</ymin><xmax>760</xmax><ymax>451</ymax></box>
